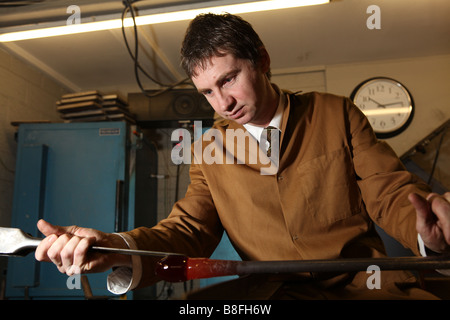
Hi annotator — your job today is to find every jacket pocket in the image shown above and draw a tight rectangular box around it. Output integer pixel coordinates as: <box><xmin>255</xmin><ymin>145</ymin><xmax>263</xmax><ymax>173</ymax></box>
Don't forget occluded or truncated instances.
<box><xmin>296</xmin><ymin>146</ymin><xmax>362</xmax><ymax>225</ymax></box>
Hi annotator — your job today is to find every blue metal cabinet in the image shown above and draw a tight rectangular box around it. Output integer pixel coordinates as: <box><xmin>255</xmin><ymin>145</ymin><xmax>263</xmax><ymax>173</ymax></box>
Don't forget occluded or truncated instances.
<box><xmin>6</xmin><ymin>122</ymin><xmax>140</xmax><ymax>299</ymax></box>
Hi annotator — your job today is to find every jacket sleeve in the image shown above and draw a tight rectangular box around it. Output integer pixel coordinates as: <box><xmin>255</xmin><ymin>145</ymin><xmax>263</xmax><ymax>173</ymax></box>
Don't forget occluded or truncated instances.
<box><xmin>123</xmin><ymin>161</ymin><xmax>223</xmax><ymax>288</ymax></box>
<box><xmin>346</xmin><ymin>98</ymin><xmax>431</xmax><ymax>255</ymax></box>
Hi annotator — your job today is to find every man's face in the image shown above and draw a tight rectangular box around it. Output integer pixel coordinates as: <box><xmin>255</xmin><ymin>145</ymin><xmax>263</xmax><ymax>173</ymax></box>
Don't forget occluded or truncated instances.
<box><xmin>191</xmin><ymin>53</ymin><xmax>273</xmax><ymax>127</ymax></box>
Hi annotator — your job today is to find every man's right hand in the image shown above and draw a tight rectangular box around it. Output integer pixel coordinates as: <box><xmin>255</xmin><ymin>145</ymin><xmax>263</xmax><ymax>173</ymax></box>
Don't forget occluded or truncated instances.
<box><xmin>35</xmin><ymin>219</ymin><xmax>132</xmax><ymax>276</ymax></box>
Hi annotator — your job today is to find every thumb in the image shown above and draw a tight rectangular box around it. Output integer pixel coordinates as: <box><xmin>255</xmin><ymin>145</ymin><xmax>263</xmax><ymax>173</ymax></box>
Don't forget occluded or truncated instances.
<box><xmin>37</xmin><ymin>219</ymin><xmax>106</xmax><ymax>243</ymax></box>
<box><xmin>37</xmin><ymin>219</ymin><xmax>76</xmax><ymax>237</ymax></box>
<box><xmin>408</xmin><ymin>192</ymin><xmax>436</xmax><ymax>233</ymax></box>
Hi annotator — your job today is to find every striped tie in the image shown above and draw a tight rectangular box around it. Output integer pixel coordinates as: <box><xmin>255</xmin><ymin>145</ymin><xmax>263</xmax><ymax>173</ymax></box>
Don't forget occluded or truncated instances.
<box><xmin>263</xmin><ymin>126</ymin><xmax>279</xmax><ymax>158</ymax></box>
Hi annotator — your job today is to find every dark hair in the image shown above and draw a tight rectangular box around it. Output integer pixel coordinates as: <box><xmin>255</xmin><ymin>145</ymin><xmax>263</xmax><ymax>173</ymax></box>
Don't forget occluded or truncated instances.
<box><xmin>181</xmin><ymin>13</ymin><xmax>269</xmax><ymax>78</ymax></box>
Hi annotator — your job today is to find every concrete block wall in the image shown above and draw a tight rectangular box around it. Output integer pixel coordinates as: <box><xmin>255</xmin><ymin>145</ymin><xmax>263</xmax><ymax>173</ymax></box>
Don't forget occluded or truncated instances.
<box><xmin>0</xmin><ymin>47</ymin><xmax>70</xmax><ymax>290</ymax></box>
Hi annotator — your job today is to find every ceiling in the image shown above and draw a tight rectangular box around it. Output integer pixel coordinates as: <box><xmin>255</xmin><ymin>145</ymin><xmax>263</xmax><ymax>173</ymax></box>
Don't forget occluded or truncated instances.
<box><xmin>1</xmin><ymin>0</ymin><xmax>449</xmax><ymax>97</ymax></box>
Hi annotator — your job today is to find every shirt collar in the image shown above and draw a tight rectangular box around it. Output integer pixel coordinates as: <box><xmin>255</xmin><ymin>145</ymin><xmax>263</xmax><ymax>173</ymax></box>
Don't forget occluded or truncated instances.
<box><xmin>243</xmin><ymin>84</ymin><xmax>285</xmax><ymax>142</ymax></box>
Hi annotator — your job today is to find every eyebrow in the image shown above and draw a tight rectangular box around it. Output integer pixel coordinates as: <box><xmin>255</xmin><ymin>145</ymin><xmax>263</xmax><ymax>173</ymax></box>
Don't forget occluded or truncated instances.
<box><xmin>196</xmin><ymin>68</ymin><xmax>240</xmax><ymax>94</ymax></box>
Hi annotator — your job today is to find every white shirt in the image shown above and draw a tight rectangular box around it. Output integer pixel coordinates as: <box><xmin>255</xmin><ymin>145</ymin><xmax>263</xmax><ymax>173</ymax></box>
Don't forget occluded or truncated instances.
<box><xmin>243</xmin><ymin>88</ymin><xmax>284</xmax><ymax>144</ymax></box>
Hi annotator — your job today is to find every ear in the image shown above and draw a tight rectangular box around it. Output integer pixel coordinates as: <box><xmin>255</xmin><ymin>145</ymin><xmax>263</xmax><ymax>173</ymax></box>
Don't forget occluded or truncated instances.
<box><xmin>258</xmin><ymin>47</ymin><xmax>271</xmax><ymax>74</ymax></box>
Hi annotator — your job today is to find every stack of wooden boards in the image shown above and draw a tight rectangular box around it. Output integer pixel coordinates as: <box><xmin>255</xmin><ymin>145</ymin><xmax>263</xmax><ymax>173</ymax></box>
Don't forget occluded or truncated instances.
<box><xmin>56</xmin><ymin>90</ymin><xmax>135</xmax><ymax>124</ymax></box>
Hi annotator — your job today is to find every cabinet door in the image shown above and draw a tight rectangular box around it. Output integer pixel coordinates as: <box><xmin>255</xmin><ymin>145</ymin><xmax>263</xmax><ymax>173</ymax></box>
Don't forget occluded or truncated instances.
<box><xmin>6</xmin><ymin>122</ymin><xmax>130</xmax><ymax>299</ymax></box>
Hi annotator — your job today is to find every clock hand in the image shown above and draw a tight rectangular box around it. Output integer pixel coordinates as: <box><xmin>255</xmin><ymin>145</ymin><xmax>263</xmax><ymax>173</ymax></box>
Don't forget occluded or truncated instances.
<box><xmin>369</xmin><ymin>98</ymin><xmax>405</xmax><ymax>108</ymax></box>
<box><xmin>383</xmin><ymin>101</ymin><xmax>404</xmax><ymax>107</ymax></box>
<box><xmin>369</xmin><ymin>97</ymin><xmax>385</xmax><ymax>108</ymax></box>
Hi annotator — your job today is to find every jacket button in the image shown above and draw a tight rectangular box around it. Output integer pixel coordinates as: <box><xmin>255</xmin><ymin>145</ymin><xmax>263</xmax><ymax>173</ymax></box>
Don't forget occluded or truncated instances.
<box><xmin>277</xmin><ymin>175</ymin><xmax>283</xmax><ymax>181</ymax></box>
<box><xmin>292</xmin><ymin>234</ymin><xmax>298</xmax><ymax>241</ymax></box>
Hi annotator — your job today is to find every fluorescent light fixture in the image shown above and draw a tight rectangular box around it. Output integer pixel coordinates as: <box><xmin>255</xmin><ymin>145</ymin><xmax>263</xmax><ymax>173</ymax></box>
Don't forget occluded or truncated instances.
<box><xmin>0</xmin><ymin>0</ymin><xmax>329</xmax><ymax>42</ymax></box>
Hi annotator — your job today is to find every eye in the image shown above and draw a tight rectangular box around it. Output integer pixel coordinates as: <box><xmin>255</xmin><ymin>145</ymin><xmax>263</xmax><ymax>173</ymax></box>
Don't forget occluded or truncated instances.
<box><xmin>222</xmin><ymin>75</ymin><xmax>235</xmax><ymax>87</ymax></box>
<box><xmin>202</xmin><ymin>89</ymin><xmax>213</xmax><ymax>97</ymax></box>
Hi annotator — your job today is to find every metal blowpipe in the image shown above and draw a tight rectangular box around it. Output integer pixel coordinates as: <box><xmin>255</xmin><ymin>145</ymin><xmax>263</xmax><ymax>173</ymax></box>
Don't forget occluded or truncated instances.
<box><xmin>154</xmin><ymin>254</ymin><xmax>450</xmax><ymax>282</ymax></box>
<box><xmin>2</xmin><ymin>227</ymin><xmax>450</xmax><ymax>282</ymax></box>
<box><xmin>0</xmin><ymin>227</ymin><xmax>182</xmax><ymax>257</ymax></box>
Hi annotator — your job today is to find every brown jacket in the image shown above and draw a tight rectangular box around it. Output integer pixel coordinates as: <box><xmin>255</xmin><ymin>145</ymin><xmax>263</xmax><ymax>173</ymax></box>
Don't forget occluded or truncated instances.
<box><xmin>126</xmin><ymin>91</ymin><xmax>435</xmax><ymax>299</ymax></box>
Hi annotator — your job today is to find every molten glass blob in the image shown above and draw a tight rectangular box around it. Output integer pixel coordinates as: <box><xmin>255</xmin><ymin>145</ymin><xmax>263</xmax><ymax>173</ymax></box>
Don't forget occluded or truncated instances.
<box><xmin>155</xmin><ymin>255</ymin><xmax>239</xmax><ymax>282</ymax></box>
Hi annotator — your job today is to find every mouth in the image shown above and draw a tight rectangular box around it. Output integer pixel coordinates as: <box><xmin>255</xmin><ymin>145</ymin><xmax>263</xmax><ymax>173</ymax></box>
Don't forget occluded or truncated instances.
<box><xmin>228</xmin><ymin>106</ymin><xmax>244</xmax><ymax>120</ymax></box>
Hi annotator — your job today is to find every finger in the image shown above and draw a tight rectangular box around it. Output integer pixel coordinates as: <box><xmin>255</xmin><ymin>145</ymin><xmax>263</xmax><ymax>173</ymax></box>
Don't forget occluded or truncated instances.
<box><xmin>409</xmin><ymin>193</ymin><xmax>434</xmax><ymax>229</ymax></box>
<box><xmin>426</xmin><ymin>193</ymin><xmax>450</xmax><ymax>219</ymax></box>
<box><xmin>35</xmin><ymin>234</ymin><xmax>57</xmax><ymax>262</ymax></box>
<box><xmin>426</xmin><ymin>192</ymin><xmax>439</xmax><ymax>201</ymax></box>
<box><xmin>47</xmin><ymin>234</ymin><xmax>72</xmax><ymax>272</ymax></box>
<box><xmin>72</xmin><ymin>237</ymin><xmax>96</xmax><ymax>272</ymax></box>
<box><xmin>60</xmin><ymin>236</ymin><xmax>82</xmax><ymax>274</ymax></box>
<box><xmin>444</xmin><ymin>192</ymin><xmax>450</xmax><ymax>202</ymax></box>
<box><xmin>427</xmin><ymin>194</ymin><xmax>450</xmax><ymax>243</ymax></box>
<box><xmin>66</xmin><ymin>264</ymin><xmax>81</xmax><ymax>277</ymax></box>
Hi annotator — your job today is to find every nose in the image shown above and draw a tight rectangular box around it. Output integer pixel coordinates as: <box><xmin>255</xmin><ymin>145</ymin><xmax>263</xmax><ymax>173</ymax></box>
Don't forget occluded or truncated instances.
<box><xmin>216</xmin><ymin>91</ymin><xmax>236</xmax><ymax>114</ymax></box>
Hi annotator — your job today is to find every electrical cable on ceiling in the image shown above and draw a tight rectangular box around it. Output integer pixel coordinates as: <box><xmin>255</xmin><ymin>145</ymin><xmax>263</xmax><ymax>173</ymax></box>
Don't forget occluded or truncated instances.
<box><xmin>121</xmin><ymin>0</ymin><xmax>194</xmax><ymax>98</ymax></box>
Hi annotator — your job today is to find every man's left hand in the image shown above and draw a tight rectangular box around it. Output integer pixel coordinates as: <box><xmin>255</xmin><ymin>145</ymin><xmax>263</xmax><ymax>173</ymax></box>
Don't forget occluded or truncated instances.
<box><xmin>410</xmin><ymin>192</ymin><xmax>450</xmax><ymax>254</ymax></box>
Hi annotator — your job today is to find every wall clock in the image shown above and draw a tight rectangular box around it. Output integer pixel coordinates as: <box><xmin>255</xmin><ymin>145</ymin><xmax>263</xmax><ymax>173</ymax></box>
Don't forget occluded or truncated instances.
<box><xmin>350</xmin><ymin>77</ymin><xmax>414</xmax><ymax>139</ymax></box>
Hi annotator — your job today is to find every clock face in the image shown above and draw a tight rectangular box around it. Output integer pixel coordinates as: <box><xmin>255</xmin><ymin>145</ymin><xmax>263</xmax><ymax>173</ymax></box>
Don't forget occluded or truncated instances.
<box><xmin>351</xmin><ymin>77</ymin><xmax>414</xmax><ymax>138</ymax></box>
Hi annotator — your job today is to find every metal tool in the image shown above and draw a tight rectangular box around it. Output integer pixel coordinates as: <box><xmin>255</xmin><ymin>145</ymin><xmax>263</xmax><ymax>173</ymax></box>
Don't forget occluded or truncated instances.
<box><xmin>0</xmin><ymin>227</ymin><xmax>42</xmax><ymax>257</ymax></box>
<box><xmin>0</xmin><ymin>227</ymin><xmax>182</xmax><ymax>257</ymax></box>
<box><xmin>155</xmin><ymin>254</ymin><xmax>450</xmax><ymax>282</ymax></box>
<box><xmin>3</xmin><ymin>226</ymin><xmax>450</xmax><ymax>283</ymax></box>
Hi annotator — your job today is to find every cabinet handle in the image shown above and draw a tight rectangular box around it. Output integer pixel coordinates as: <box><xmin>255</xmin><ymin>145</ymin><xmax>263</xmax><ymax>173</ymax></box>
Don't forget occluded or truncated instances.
<box><xmin>114</xmin><ymin>180</ymin><xmax>124</xmax><ymax>232</ymax></box>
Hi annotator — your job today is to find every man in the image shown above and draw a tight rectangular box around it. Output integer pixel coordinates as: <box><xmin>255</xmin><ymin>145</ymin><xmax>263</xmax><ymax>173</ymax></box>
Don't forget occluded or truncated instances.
<box><xmin>36</xmin><ymin>13</ymin><xmax>450</xmax><ymax>299</ymax></box>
